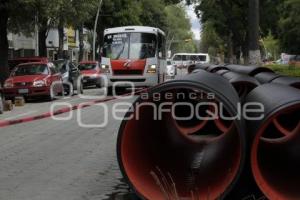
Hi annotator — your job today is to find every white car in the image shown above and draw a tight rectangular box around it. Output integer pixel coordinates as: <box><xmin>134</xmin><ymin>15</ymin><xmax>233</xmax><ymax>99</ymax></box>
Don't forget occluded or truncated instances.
<box><xmin>166</xmin><ymin>60</ymin><xmax>176</xmax><ymax>79</ymax></box>
<box><xmin>171</xmin><ymin>53</ymin><xmax>210</xmax><ymax>68</ymax></box>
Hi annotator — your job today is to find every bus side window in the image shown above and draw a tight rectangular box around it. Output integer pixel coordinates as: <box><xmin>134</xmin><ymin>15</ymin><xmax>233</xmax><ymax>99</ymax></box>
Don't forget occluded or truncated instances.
<box><xmin>158</xmin><ymin>33</ymin><xmax>166</xmax><ymax>59</ymax></box>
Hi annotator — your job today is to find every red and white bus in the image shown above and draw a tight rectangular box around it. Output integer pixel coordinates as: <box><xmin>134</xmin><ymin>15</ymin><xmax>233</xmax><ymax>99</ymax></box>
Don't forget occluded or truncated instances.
<box><xmin>100</xmin><ymin>26</ymin><xmax>166</xmax><ymax>89</ymax></box>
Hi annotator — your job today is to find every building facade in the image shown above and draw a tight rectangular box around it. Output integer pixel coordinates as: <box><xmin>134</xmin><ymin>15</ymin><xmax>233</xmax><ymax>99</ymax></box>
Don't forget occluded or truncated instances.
<box><xmin>8</xmin><ymin>27</ymin><xmax>91</xmax><ymax>62</ymax></box>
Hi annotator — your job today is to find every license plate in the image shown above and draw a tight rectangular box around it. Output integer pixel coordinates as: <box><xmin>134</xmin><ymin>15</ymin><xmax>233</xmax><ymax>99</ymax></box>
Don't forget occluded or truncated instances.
<box><xmin>83</xmin><ymin>79</ymin><xmax>88</xmax><ymax>83</ymax></box>
<box><xmin>18</xmin><ymin>89</ymin><xmax>29</xmax><ymax>94</ymax></box>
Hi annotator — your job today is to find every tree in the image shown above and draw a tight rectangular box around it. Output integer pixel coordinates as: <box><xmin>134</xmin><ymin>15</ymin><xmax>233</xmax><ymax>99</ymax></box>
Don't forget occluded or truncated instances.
<box><xmin>279</xmin><ymin>0</ymin><xmax>300</xmax><ymax>54</ymax></box>
<box><xmin>71</xmin><ymin>0</ymin><xmax>98</xmax><ymax>61</ymax></box>
<box><xmin>0</xmin><ymin>0</ymin><xmax>10</xmax><ymax>84</ymax></box>
<box><xmin>192</xmin><ymin>0</ymin><xmax>250</xmax><ymax>63</ymax></box>
<box><xmin>199</xmin><ymin>20</ymin><xmax>223</xmax><ymax>61</ymax></box>
<box><xmin>139</xmin><ymin>0</ymin><xmax>168</xmax><ymax>30</ymax></box>
<box><xmin>0</xmin><ymin>0</ymin><xmax>34</xmax><ymax>83</ymax></box>
<box><xmin>165</xmin><ymin>4</ymin><xmax>196</xmax><ymax>54</ymax></box>
<box><xmin>263</xmin><ymin>32</ymin><xmax>280</xmax><ymax>60</ymax></box>
<box><xmin>248</xmin><ymin>0</ymin><xmax>261</xmax><ymax>65</ymax></box>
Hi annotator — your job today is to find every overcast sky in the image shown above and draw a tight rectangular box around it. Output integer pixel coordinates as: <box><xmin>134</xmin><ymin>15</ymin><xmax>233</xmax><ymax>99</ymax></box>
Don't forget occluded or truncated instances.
<box><xmin>186</xmin><ymin>4</ymin><xmax>201</xmax><ymax>40</ymax></box>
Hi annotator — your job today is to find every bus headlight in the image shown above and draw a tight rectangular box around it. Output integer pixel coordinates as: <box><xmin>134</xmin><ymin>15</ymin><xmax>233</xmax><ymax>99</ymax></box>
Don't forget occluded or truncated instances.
<box><xmin>101</xmin><ymin>64</ymin><xmax>110</xmax><ymax>73</ymax></box>
<box><xmin>147</xmin><ymin>65</ymin><xmax>157</xmax><ymax>73</ymax></box>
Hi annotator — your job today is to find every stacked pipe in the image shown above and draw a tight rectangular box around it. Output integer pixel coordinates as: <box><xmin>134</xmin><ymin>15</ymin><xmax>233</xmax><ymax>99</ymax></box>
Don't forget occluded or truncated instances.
<box><xmin>117</xmin><ymin>64</ymin><xmax>300</xmax><ymax>200</ymax></box>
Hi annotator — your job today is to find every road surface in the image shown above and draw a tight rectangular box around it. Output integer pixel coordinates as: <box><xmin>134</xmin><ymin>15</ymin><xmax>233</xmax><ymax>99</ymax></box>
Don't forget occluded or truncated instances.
<box><xmin>0</xmin><ymin>88</ymin><xmax>139</xmax><ymax>200</ymax></box>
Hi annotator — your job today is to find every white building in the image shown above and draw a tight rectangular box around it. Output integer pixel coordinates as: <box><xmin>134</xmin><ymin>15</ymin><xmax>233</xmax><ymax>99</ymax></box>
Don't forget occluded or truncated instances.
<box><xmin>8</xmin><ymin>27</ymin><xmax>91</xmax><ymax>61</ymax></box>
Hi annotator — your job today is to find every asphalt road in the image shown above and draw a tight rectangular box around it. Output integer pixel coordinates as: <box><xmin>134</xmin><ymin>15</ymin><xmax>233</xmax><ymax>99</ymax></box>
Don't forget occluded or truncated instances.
<box><xmin>0</xmin><ymin>88</ymin><xmax>139</xmax><ymax>200</ymax></box>
<box><xmin>0</xmin><ymin>70</ymin><xmax>189</xmax><ymax>200</ymax></box>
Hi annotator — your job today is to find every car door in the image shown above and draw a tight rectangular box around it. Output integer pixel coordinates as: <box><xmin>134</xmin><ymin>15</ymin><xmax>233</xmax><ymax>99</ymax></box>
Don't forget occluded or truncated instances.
<box><xmin>49</xmin><ymin>63</ymin><xmax>62</xmax><ymax>93</ymax></box>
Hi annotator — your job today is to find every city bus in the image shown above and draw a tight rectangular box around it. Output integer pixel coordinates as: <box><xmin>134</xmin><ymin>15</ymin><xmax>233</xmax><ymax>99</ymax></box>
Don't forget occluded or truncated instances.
<box><xmin>100</xmin><ymin>26</ymin><xmax>167</xmax><ymax>90</ymax></box>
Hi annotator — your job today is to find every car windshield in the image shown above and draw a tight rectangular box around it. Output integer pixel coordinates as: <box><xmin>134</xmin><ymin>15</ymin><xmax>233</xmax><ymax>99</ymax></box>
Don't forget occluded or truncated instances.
<box><xmin>13</xmin><ymin>64</ymin><xmax>48</xmax><ymax>76</ymax></box>
<box><xmin>103</xmin><ymin>33</ymin><xmax>157</xmax><ymax>60</ymax></box>
<box><xmin>173</xmin><ymin>55</ymin><xmax>182</xmax><ymax>61</ymax></box>
<box><xmin>78</xmin><ymin>64</ymin><xmax>97</xmax><ymax>70</ymax></box>
<box><xmin>190</xmin><ymin>55</ymin><xmax>207</xmax><ymax>61</ymax></box>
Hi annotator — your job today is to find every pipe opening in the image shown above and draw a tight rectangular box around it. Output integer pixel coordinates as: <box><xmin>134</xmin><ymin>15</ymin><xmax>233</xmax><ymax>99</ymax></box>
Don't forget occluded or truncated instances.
<box><xmin>119</xmin><ymin>88</ymin><xmax>242</xmax><ymax>200</ymax></box>
<box><xmin>273</xmin><ymin>110</ymin><xmax>300</xmax><ymax>136</ymax></box>
<box><xmin>252</xmin><ymin>104</ymin><xmax>300</xmax><ymax>200</ymax></box>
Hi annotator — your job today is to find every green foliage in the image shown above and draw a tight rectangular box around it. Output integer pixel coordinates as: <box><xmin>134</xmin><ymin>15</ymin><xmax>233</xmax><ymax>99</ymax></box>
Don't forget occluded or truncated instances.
<box><xmin>199</xmin><ymin>21</ymin><xmax>223</xmax><ymax>54</ymax></box>
<box><xmin>194</xmin><ymin>0</ymin><xmax>249</xmax><ymax>61</ymax></box>
<box><xmin>265</xmin><ymin>64</ymin><xmax>300</xmax><ymax>76</ymax></box>
<box><xmin>263</xmin><ymin>32</ymin><xmax>280</xmax><ymax>60</ymax></box>
<box><xmin>279</xmin><ymin>0</ymin><xmax>300</xmax><ymax>54</ymax></box>
<box><xmin>165</xmin><ymin>4</ymin><xmax>196</xmax><ymax>53</ymax></box>
<box><xmin>139</xmin><ymin>0</ymin><xmax>167</xmax><ymax>30</ymax></box>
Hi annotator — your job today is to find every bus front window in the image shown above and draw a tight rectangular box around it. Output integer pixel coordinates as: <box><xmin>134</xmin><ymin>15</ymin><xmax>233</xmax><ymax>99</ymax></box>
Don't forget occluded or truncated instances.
<box><xmin>103</xmin><ymin>33</ymin><xmax>157</xmax><ymax>60</ymax></box>
<box><xmin>103</xmin><ymin>33</ymin><xmax>129</xmax><ymax>60</ymax></box>
<box><xmin>129</xmin><ymin>33</ymin><xmax>156</xmax><ymax>59</ymax></box>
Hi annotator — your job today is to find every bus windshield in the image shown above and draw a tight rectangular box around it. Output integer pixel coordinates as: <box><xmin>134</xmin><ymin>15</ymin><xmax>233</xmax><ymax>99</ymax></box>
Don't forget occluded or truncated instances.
<box><xmin>103</xmin><ymin>33</ymin><xmax>157</xmax><ymax>60</ymax></box>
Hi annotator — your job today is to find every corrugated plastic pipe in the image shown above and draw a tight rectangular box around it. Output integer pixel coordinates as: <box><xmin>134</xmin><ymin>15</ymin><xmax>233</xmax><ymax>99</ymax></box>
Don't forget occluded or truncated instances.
<box><xmin>117</xmin><ymin>70</ymin><xmax>246</xmax><ymax>200</ymax></box>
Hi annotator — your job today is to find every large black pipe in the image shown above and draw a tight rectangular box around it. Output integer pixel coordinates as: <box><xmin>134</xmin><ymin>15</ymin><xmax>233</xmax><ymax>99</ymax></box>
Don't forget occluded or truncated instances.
<box><xmin>187</xmin><ymin>63</ymin><xmax>211</xmax><ymax>74</ymax></box>
<box><xmin>206</xmin><ymin>65</ymin><xmax>229</xmax><ymax>73</ymax></box>
<box><xmin>215</xmin><ymin>69</ymin><xmax>230</xmax><ymax>76</ymax></box>
<box><xmin>222</xmin><ymin>71</ymin><xmax>260</xmax><ymax>101</ymax></box>
<box><xmin>254</xmin><ymin>72</ymin><xmax>283</xmax><ymax>84</ymax></box>
<box><xmin>117</xmin><ymin>70</ymin><xmax>246</xmax><ymax>200</ymax></box>
<box><xmin>245</xmin><ymin>83</ymin><xmax>300</xmax><ymax>200</ymax></box>
<box><xmin>226</xmin><ymin>65</ymin><xmax>273</xmax><ymax>76</ymax></box>
<box><xmin>272</xmin><ymin>76</ymin><xmax>300</xmax><ymax>89</ymax></box>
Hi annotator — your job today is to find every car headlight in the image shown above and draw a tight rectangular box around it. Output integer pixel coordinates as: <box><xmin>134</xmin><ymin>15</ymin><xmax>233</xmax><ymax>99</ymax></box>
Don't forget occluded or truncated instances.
<box><xmin>4</xmin><ymin>81</ymin><xmax>14</xmax><ymax>88</ymax></box>
<box><xmin>101</xmin><ymin>65</ymin><xmax>110</xmax><ymax>73</ymax></box>
<box><xmin>147</xmin><ymin>65</ymin><xmax>157</xmax><ymax>73</ymax></box>
<box><xmin>33</xmin><ymin>80</ymin><xmax>46</xmax><ymax>87</ymax></box>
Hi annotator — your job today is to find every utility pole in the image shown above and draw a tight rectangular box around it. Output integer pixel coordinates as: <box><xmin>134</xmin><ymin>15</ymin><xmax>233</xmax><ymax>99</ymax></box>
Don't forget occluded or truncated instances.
<box><xmin>93</xmin><ymin>0</ymin><xmax>103</xmax><ymax>61</ymax></box>
<box><xmin>248</xmin><ymin>0</ymin><xmax>261</xmax><ymax>65</ymax></box>
<box><xmin>35</xmin><ymin>13</ymin><xmax>39</xmax><ymax>56</ymax></box>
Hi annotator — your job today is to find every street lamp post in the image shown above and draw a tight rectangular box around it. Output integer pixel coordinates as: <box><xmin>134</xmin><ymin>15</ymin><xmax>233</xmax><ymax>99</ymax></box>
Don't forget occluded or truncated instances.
<box><xmin>93</xmin><ymin>0</ymin><xmax>103</xmax><ymax>61</ymax></box>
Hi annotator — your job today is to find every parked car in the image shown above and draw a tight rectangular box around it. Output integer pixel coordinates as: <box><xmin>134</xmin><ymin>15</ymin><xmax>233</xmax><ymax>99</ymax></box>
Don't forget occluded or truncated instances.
<box><xmin>0</xmin><ymin>83</ymin><xmax>4</xmax><ymax>114</ymax></box>
<box><xmin>3</xmin><ymin>62</ymin><xmax>64</xmax><ymax>101</ymax></box>
<box><xmin>289</xmin><ymin>55</ymin><xmax>300</xmax><ymax>67</ymax></box>
<box><xmin>78</xmin><ymin>61</ymin><xmax>102</xmax><ymax>88</ymax></box>
<box><xmin>165</xmin><ymin>60</ymin><xmax>176</xmax><ymax>80</ymax></box>
<box><xmin>53</xmin><ymin>59</ymin><xmax>83</xmax><ymax>95</ymax></box>
<box><xmin>8</xmin><ymin>57</ymin><xmax>48</xmax><ymax>72</ymax></box>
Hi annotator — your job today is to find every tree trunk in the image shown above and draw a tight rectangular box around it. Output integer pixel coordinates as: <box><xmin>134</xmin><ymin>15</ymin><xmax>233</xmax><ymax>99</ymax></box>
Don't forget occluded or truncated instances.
<box><xmin>228</xmin><ymin>37</ymin><xmax>234</xmax><ymax>64</ymax></box>
<box><xmin>78</xmin><ymin>25</ymin><xmax>84</xmax><ymax>62</ymax></box>
<box><xmin>0</xmin><ymin>5</ymin><xmax>9</xmax><ymax>84</ymax></box>
<box><xmin>58</xmin><ymin>25</ymin><xmax>64</xmax><ymax>59</ymax></box>
<box><xmin>248</xmin><ymin>0</ymin><xmax>261</xmax><ymax>65</ymax></box>
<box><xmin>38</xmin><ymin>28</ymin><xmax>48</xmax><ymax>57</ymax></box>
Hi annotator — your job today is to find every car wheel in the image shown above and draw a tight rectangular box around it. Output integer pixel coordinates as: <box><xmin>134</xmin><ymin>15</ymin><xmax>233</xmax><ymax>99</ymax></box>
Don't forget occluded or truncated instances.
<box><xmin>0</xmin><ymin>96</ymin><xmax>4</xmax><ymax>114</ymax></box>
<box><xmin>96</xmin><ymin>79</ymin><xmax>102</xmax><ymax>88</ymax></box>
<box><xmin>96</xmin><ymin>83</ymin><xmax>101</xmax><ymax>88</ymax></box>
<box><xmin>57</xmin><ymin>85</ymin><xmax>64</xmax><ymax>97</ymax></box>
<box><xmin>107</xmin><ymin>87</ymin><xmax>113</xmax><ymax>96</ymax></box>
<box><xmin>65</xmin><ymin>84</ymin><xmax>74</xmax><ymax>96</ymax></box>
